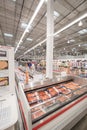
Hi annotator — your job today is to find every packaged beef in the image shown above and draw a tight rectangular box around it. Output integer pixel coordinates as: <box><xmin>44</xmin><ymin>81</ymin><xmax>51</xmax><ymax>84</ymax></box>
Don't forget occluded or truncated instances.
<box><xmin>74</xmin><ymin>89</ymin><xmax>86</xmax><ymax>95</ymax></box>
<box><xmin>67</xmin><ymin>93</ymin><xmax>73</xmax><ymax>98</ymax></box>
<box><xmin>47</xmin><ymin>87</ymin><xmax>58</xmax><ymax>97</ymax></box>
<box><xmin>32</xmin><ymin>110</ymin><xmax>45</xmax><ymax>120</ymax></box>
<box><xmin>31</xmin><ymin>107</ymin><xmax>41</xmax><ymax>113</ymax></box>
<box><xmin>56</xmin><ymin>87</ymin><xmax>71</xmax><ymax>94</ymax></box>
<box><xmin>64</xmin><ymin>82</ymin><xmax>80</xmax><ymax>90</ymax></box>
<box><xmin>43</xmin><ymin>101</ymin><xmax>54</xmax><ymax>108</ymax></box>
<box><xmin>68</xmin><ymin>82</ymin><xmax>79</xmax><ymax>86</ymax></box>
<box><xmin>38</xmin><ymin>91</ymin><xmax>50</xmax><ymax>101</ymax></box>
<box><xmin>26</xmin><ymin>92</ymin><xmax>38</xmax><ymax>103</ymax></box>
<box><xmin>57</xmin><ymin>95</ymin><xmax>68</xmax><ymax>102</ymax></box>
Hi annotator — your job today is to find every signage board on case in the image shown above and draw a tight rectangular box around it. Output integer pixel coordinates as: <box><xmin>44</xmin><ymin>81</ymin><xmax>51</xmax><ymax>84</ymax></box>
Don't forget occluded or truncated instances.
<box><xmin>0</xmin><ymin>46</ymin><xmax>15</xmax><ymax>96</ymax></box>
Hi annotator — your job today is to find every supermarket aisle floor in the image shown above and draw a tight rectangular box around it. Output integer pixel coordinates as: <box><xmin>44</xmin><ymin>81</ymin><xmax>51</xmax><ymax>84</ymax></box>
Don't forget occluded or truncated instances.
<box><xmin>71</xmin><ymin>115</ymin><xmax>87</xmax><ymax>130</ymax></box>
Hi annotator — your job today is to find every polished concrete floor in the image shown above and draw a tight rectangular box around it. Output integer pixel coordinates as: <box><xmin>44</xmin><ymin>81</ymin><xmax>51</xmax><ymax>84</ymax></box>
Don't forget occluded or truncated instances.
<box><xmin>71</xmin><ymin>115</ymin><xmax>87</xmax><ymax>130</ymax></box>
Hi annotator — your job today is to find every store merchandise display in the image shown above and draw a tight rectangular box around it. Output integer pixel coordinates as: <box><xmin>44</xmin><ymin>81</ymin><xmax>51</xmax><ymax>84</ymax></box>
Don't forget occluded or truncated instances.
<box><xmin>15</xmin><ymin>73</ymin><xmax>87</xmax><ymax>130</ymax></box>
<box><xmin>53</xmin><ymin>60</ymin><xmax>87</xmax><ymax>76</ymax></box>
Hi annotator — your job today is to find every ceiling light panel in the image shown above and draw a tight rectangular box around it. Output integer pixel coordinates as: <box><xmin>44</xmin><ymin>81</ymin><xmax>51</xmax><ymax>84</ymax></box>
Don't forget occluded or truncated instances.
<box><xmin>78</xmin><ymin>21</ymin><xmax>83</xmax><ymax>26</ymax></box>
<box><xmin>54</xmin><ymin>13</ymin><xmax>87</xmax><ymax>36</ymax></box>
<box><xmin>21</xmin><ymin>23</ymin><xmax>33</xmax><ymax>31</ymax></box>
<box><xmin>21</xmin><ymin>23</ymin><xmax>27</xmax><ymax>29</ymax></box>
<box><xmin>54</xmin><ymin>11</ymin><xmax>60</xmax><ymax>20</ymax></box>
<box><xmin>78</xmin><ymin>29</ymin><xmax>87</xmax><ymax>34</ymax></box>
<box><xmin>4</xmin><ymin>33</ymin><xmax>13</xmax><ymax>37</ymax></box>
<box><xmin>19</xmin><ymin>12</ymin><xmax>87</xmax><ymax>57</ymax></box>
<box><xmin>69</xmin><ymin>39</ymin><xmax>75</xmax><ymax>42</ymax></box>
<box><xmin>82</xmin><ymin>44</ymin><xmax>87</xmax><ymax>47</ymax></box>
<box><xmin>26</xmin><ymin>38</ymin><xmax>33</xmax><ymax>41</ymax></box>
<box><xmin>45</xmin><ymin>11</ymin><xmax>60</xmax><ymax>20</ymax></box>
<box><xmin>12</xmin><ymin>0</ymin><xmax>16</xmax><ymax>2</ymax></box>
<box><xmin>15</xmin><ymin>0</ymin><xmax>45</xmax><ymax>53</ymax></box>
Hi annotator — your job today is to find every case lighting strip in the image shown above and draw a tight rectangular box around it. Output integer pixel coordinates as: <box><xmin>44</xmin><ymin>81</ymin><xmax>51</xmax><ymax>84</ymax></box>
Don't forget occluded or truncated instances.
<box><xmin>15</xmin><ymin>0</ymin><xmax>45</xmax><ymax>53</ymax></box>
<box><xmin>18</xmin><ymin>12</ymin><xmax>87</xmax><ymax>59</ymax></box>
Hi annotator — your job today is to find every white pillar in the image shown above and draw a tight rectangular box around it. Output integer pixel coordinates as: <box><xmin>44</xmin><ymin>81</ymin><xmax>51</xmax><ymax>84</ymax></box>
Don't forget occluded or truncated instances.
<box><xmin>46</xmin><ymin>0</ymin><xmax>54</xmax><ymax>79</ymax></box>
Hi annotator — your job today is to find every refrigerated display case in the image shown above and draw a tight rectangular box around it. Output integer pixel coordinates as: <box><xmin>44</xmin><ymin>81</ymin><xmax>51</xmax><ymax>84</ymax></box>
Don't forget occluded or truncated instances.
<box><xmin>15</xmin><ymin>74</ymin><xmax>87</xmax><ymax>130</ymax></box>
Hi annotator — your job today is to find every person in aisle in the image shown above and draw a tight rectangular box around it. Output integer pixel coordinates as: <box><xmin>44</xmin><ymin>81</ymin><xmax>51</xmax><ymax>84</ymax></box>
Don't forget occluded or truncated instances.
<box><xmin>31</xmin><ymin>63</ymin><xmax>35</xmax><ymax>74</ymax></box>
<box><xmin>28</xmin><ymin>62</ymin><xmax>32</xmax><ymax>68</ymax></box>
<box><xmin>25</xmin><ymin>63</ymin><xmax>29</xmax><ymax>84</ymax></box>
<box><xmin>37</xmin><ymin>63</ymin><xmax>41</xmax><ymax>71</ymax></box>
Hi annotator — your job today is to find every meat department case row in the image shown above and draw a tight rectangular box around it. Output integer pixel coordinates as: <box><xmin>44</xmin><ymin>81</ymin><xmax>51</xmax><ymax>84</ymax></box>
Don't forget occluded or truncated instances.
<box><xmin>15</xmin><ymin>71</ymin><xmax>87</xmax><ymax>130</ymax></box>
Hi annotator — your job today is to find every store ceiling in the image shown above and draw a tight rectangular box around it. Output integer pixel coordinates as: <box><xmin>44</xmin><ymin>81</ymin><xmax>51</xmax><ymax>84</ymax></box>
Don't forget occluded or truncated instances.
<box><xmin>0</xmin><ymin>0</ymin><xmax>87</xmax><ymax>59</ymax></box>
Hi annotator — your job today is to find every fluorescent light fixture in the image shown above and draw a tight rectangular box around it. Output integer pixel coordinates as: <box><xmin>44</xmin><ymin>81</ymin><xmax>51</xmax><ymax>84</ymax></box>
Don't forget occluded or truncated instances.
<box><xmin>20</xmin><ymin>40</ymin><xmax>23</xmax><ymax>43</ymax></box>
<box><xmin>72</xmin><ymin>48</ymin><xmax>76</xmax><ymax>50</ymax></box>
<box><xmin>12</xmin><ymin>0</ymin><xmax>16</xmax><ymax>1</ymax></box>
<box><xmin>20</xmin><ymin>12</ymin><xmax>87</xmax><ymax>57</ymax></box>
<box><xmin>78</xmin><ymin>21</ymin><xmax>83</xmax><ymax>26</ymax></box>
<box><xmin>54</xmin><ymin>12</ymin><xmax>87</xmax><ymax>36</ymax></box>
<box><xmin>21</xmin><ymin>23</ymin><xmax>33</xmax><ymax>32</ymax></box>
<box><xmin>69</xmin><ymin>39</ymin><xmax>75</xmax><ymax>42</ymax></box>
<box><xmin>82</xmin><ymin>44</ymin><xmax>87</xmax><ymax>47</ymax></box>
<box><xmin>26</xmin><ymin>38</ymin><xmax>33</xmax><ymax>41</ymax></box>
<box><xmin>64</xmin><ymin>48</ymin><xmax>65</xmax><ymax>50</ymax></box>
<box><xmin>4</xmin><ymin>33</ymin><xmax>13</xmax><ymax>37</ymax></box>
<box><xmin>78</xmin><ymin>29</ymin><xmax>87</xmax><ymax>34</ymax></box>
<box><xmin>45</xmin><ymin>10</ymin><xmax>60</xmax><ymax>20</ymax></box>
<box><xmin>24</xmin><ymin>39</ymin><xmax>46</xmax><ymax>55</ymax></box>
<box><xmin>78</xmin><ymin>44</ymin><xmax>81</xmax><ymax>47</ymax></box>
<box><xmin>54</xmin><ymin>11</ymin><xmax>60</xmax><ymax>19</ymax></box>
<box><xmin>67</xmin><ymin>40</ymin><xmax>70</xmax><ymax>43</ymax></box>
<box><xmin>15</xmin><ymin>0</ymin><xmax>45</xmax><ymax>53</ymax></box>
<box><xmin>21</xmin><ymin>23</ymin><xmax>27</xmax><ymax>28</ymax></box>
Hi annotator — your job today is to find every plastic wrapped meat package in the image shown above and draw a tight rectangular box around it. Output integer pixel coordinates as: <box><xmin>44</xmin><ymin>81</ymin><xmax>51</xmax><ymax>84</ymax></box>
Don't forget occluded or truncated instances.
<box><xmin>42</xmin><ymin>100</ymin><xmax>55</xmax><ymax>109</ymax></box>
<box><xmin>47</xmin><ymin>87</ymin><xmax>58</xmax><ymax>97</ymax></box>
<box><xmin>32</xmin><ymin>109</ymin><xmax>45</xmax><ymax>120</ymax></box>
<box><xmin>26</xmin><ymin>92</ymin><xmax>38</xmax><ymax>104</ymax></box>
<box><xmin>82</xmin><ymin>87</ymin><xmax>87</xmax><ymax>92</ymax></box>
<box><xmin>55</xmin><ymin>86</ymin><xmax>71</xmax><ymax>95</ymax></box>
<box><xmin>66</xmin><ymin>85</ymin><xmax>80</xmax><ymax>90</ymax></box>
<box><xmin>64</xmin><ymin>82</ymin><xmax>81</xmax><ymax>90</ymax></box>
<box><xmin>74</xmin><ymin>87</ymin><xmax>87</xmax><ymax>95</ymax></box>
<box><xmin>68</xmin><ymin>82</ymin><xmax>79</xmax><ymax>86</ymax></box>
<box><xmin>38</xmin><ymin>91</ymin><xmax>50</xmax><ymax>101</ymax></box>
<box><xmin>31</xmin><ymin>106</ymin><xmax>41</xmax><ymax>113</ymax></box>
<box><xmin>56</xmin><ymin>95</ymin><xmax>68</xmax><ymax>103</ymax></box>
<box><xmin>66</xmin><ymin>93</ymin><xmax>74</xmax><ymax>99</ymax></box>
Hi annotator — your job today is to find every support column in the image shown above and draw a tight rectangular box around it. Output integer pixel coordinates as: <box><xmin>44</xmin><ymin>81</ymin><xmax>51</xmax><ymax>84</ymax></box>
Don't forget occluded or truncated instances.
<box><xmin>46</xmin><ymin>0</ymin><xmax>54</xmax><ymax>79</ymax></box>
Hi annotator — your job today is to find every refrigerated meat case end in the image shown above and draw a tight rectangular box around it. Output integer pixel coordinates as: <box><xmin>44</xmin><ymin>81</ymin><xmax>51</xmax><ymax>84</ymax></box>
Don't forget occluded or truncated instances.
<box><xmin>16</xmin><ymin>75</ymin><xmax>87</xmax><ymax>130</ymax></box>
